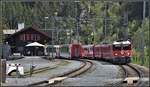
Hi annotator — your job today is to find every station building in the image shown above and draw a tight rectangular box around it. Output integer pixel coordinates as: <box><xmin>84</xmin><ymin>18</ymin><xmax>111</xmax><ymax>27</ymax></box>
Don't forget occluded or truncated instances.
<box><xmin>4</xmin><ymin>26</ymin><xmax>51</xmax><ymax>56</ymax></box>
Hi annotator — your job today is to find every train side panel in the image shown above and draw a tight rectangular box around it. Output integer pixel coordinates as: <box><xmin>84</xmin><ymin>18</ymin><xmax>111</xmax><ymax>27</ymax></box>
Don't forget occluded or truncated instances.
<box><xmin>59</xmin><ymin>45</ymin><xmax>71</xmax><ymax>59</ymax></box>
<box><xmin>94</xmin><ymin>45</ymin><xmax>102</xmax><ymax>59</ymax></box>
<box><xmin>82</xmin><ymin>45</ymin><xmax>94</xmax><ymax>59</ymax></box>
<box><xmin>101</xmin><ymin>44</ymin><xmax>113</xmax><ymax>60</ymax></box>
<box><xmin>47</xmin><ymin>45</ymin><xmax>60</xmax><ymax>58</ymax></box>
<box><xmin>70</xmin><ymin>44</ymin><xmax>83</xmax><ymax>59</ymax></box>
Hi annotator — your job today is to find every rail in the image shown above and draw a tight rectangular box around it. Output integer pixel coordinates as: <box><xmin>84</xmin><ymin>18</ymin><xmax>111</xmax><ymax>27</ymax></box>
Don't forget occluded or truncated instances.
<box><xmin>119</xmin><ymin>63</ymin><xmax>143</xmax><ymax>86</ymax></box>
<box><xmin>27</xmin><ymin>59</ymin><xmax>93</xmax><ymax>86</ymax></box>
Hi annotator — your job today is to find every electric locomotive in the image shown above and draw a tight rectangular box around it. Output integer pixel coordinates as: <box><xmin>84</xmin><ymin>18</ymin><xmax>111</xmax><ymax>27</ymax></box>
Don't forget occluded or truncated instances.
<box><xmin>111</xmin><ymin>40</ymin><xmax>131</xmax><ymax>64</ymax></box>
<box><xmin>94</xmin><ymin>40</ymin><xmax>132</xmax><ymax>64</ymax></box>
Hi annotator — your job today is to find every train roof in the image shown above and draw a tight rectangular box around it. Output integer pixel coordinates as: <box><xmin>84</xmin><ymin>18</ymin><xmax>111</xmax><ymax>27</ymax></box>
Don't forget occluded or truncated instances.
<box><xmin>94</xmin><ymin>44</ymin><xmax>112</xmax><ymax>48</ymax></box>
<box><xmin>47</xmin><ymin>45</ymin><xmax>60</xmax><ymax>48</ymax></box>
<box><xmin>54</xmin><ymin>45</ymin><xmax>60</xmax><ymax>48</ymax></box>
<box><xmin>113</xmin><ymin>41</ymin><xmax>131</xmax><ymax>45</ymax></box>
<box><xmin>82</xmin><ymin>45</ymin><xmax>94</xmax><ymax>48</ymax></box>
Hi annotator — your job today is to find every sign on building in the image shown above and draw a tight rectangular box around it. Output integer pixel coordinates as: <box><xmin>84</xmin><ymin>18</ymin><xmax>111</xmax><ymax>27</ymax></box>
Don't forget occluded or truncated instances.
<box><xmin>18</xmin><ymin>23</ymin><xmax>24</xmax><ymax>30</ymax></box>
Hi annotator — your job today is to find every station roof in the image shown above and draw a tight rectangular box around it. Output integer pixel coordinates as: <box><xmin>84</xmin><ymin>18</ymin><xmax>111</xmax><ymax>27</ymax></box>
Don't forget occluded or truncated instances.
<box><xmin>6</xmin><ymin>26</ymin><xmax>51</xmax><ymax>39</ymax></box>
<box><xmin>82</xmin><ymin>45</ymin><xmax>94</xmax><ymax>48</ymax></box>
<box><xmin>3</xmin><ymin>30</ymin><xmax>17</xmax><ymax>34</ymax></box>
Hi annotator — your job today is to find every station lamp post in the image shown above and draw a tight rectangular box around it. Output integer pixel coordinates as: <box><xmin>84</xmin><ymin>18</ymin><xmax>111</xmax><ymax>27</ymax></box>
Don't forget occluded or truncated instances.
<box><xmin>75</xmin><ymin>0</ymin><xmax>80</xmax><ymax>43</ymax></box>
<box><xmin>66</xmin><ymin>30</ymin><xmax>71</xmax><ymax>44</ymax></box>
<box><xmin>44</xmin><ymin>17</ymin><xmax>49</xmax><ymax>31</ymax></box>
<box><xmin>44</xmin><ymin>16</ymin><xmax>50</xmax><ymax>60</ymax></box>
<box><xmin>51</xmin><ymin>12</ymin><xmax>58</xmax><ymax>61</ymax></box>
<box><xmin>91</xmin><ymin>32</ymin><xmax>94</xmax><ymax>44</ymax></box>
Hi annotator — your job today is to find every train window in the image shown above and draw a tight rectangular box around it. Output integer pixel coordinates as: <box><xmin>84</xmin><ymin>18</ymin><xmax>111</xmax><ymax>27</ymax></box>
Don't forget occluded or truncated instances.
<box><xmin>113</xmin><ymin>45</ymin><xmax>121</xmax><ymax>50</ymax></box>
<box><xmin>47</xmin><ymin>47</ymin><xmax>56</xmax><ymax>52</ymax></box>
<box><xmin>95</xmin><ymin>48</ymin><xmax>99</xmax><ymax>51</ymax></box>
<box><xmin>123</xmin><ymin>44</ymin><xmax>131</xmax><ymax>50</ymax></box>
<box><xmin>90</xmin><ymin>48</ymin><xmax>93</xmax><ymax>50</ymax></box>
<box><xmin>84</xmin><ymin>48</ymin><xmax>88</xmax><ymax>50</ymax></box>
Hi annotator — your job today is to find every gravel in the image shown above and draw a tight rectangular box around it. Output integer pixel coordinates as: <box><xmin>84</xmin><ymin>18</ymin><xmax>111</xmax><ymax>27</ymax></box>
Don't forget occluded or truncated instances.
<box><xmin>6</xmin><ymin>56</ymin><xmax>60</xmax><ymax>72</ymax></box>
<box><xmin>56</xmin><ymin>60</ymin><xmax>122</xmax><ymax>86</ymax></box>
<box><xmin>3</xmin><ymin>58</ymin><xmax>82</xmax><ymax>86</ymax></box>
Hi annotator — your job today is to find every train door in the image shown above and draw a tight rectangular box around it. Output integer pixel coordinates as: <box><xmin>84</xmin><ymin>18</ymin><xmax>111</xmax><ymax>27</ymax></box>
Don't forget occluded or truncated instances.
<box><xmin>74</xmin><ymin>46</ymin><xmax>79</xmax><ymax>58</ymax></box>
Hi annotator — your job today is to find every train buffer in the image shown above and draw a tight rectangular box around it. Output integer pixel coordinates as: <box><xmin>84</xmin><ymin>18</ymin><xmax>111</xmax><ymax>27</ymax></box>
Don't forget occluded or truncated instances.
<box><xmin>123</xmin><ymin>77</ymin><xmax>139</xmax><ymax>85</ymax></box>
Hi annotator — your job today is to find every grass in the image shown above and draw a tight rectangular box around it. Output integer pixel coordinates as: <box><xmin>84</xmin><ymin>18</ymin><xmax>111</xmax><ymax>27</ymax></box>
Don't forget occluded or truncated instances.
<box><xmin>131</xmin><ymin>56</ymin><xmax>149</xmax><ymax>68</ymax></box>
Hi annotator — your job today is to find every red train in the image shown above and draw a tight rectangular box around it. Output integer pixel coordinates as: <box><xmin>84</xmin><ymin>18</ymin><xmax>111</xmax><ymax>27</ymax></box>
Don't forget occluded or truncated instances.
<box><xmin>94</xmin><ymin>41</ymin><xmax>131</xmax><ymax>64</ymax></box>
<box><xmin>82</xmin><ymin>45</ymin><xmax>94</xmax><ymax>59</ymax></box>
<box><xmin>48</xmin><ymin>40</ymin><xmax>131</xmax><ymax>64</ymax></box>
<box><xmin>48</xmin><ymin>43</ymin><xmax>83</xmax><ymax>59</ymax></box>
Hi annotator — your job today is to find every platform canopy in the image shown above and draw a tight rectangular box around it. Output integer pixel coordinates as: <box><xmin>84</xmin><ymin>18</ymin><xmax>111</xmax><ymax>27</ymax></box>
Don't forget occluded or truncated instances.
<box><xmin>26</xmin><ymin>42</ymin><xmax>44</xmax><ymax>47</ymax></box>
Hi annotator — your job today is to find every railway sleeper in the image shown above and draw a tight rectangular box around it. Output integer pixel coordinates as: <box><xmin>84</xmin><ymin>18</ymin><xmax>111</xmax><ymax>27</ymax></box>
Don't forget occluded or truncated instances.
<box><xmin>123</xmin><ymin>77</ymin><xmax>139</xmax><ymax>85</ymax></box>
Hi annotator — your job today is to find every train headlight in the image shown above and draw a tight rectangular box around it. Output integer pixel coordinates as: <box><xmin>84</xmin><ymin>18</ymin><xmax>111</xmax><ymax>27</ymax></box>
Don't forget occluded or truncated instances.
<box><xmin>127</xmin><ymin>52</ymin><xmax>130</xmax><ymax>56</ymax></box>
<box><xmin>114</xmin><ymin>53</ymin><xmax>118</xmax><ymax>56</ymax></box>
<box><xmin>121</xmin><ymin>51</ymin><xmax>124</xmax><ymax>55</ymax></box>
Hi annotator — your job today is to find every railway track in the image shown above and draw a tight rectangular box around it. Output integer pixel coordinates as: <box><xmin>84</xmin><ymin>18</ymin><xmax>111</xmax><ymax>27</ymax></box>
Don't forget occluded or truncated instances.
<box><xmin>27</xmin><ymin>59</ymin><xmax>93</xmax><ymax>86</ymax></box>
<box><xmin>7</xmin><ymin>65</ymin><xmax>59</xmax><ymax>78</ymax></box>
<box><xmin>119</xmin><ymin>63</ymin><xmax>143</xmax><ymax>86</ymax></box>
<box><xmin>7</xmin><ymin>58</ymin><xmax>63</xmax><ymax>78</ymax></box>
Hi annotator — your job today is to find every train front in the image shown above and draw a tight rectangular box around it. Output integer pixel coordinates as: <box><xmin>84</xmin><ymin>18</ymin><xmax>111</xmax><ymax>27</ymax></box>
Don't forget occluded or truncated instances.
<box><xmin>112</xmin><ymin>41</ymin><xmax>132</xmax><ymax>64</ymax></box>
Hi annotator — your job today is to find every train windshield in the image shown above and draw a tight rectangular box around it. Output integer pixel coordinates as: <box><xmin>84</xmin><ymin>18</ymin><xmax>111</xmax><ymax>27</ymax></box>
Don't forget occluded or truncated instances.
<box><xmin>123</xmin><ymin>44</ymin><xmax>131</xmax><ymax>50</ymax></box>
<box><xmin>113</xmin><ymin>44</ymin><xmax>131</xmax><ymax>50</ymax></box>
<box><xmin>113</xmin><ymin>45</ymin><xmax>121</xmax><ymax>50</ymax></box>
<box><xmin>84</xmin><ymin>48</ymin><xmax>88</xmax><ymax>50</ymax></box>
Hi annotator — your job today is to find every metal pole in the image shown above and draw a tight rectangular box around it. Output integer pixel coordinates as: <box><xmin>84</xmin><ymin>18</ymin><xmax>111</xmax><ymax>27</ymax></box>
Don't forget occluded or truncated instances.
<box><xmin>123</xmin><ymin>11</ymin><xmax>128</xmax><ymax>40</ymax></box>
<box><xmin>104</xmin><ymin>17</ymin><xmax>107</xmax><ymax>41</ymax></box>
<box><xmin>1</xmin><ymin>40</ymin><xmax>6</xmax><ymax>84</ymax></box>
<box><xmin>143</xmin><ymin>1</ymin><xmax>146</xmax><ymax>20</ymax></box>
<box><xmin>45</xmin><ymin>19</ymin><xmax>46</xmax><ymax>31</ymax></box>
<box><xmin>52</xmin><ymin>29</ymin><xmax>54</xmax><ymax>60</ymax></box>
<box><xmin>104</xmin><ymin>3</ymin><xmax>107</xmax><ymax>42</ymax></box>
<box><xmin>51</xmin><ymin>16</ymin><xmax>55</xmax><ymax>61</ymax></box>
<box><xmin>44</xmin><ymin>17</ymin><xmax>48</xmax><ymax>31</ymax></box>
<box><xmin>70</xmin><ymin>29</ymin><xmax>72</xmax><ymax>44</ymax></box>
<box><xmin>140</xmin><ymin>1</ymin><xmax>146</xmax><ymax>65</ymax></box>
<box><xmin>1</xmin><ymin>59</ymin><xmax>6</xmax><ymax>83</ymax></box>
<box><xmin>92</xmin><ymin>18</ymin><xmax>96</xmax><ymax>44</ymax></box>
<box><xmin>76</xmin><ymin>1</ymin><xmax>80</xmax><ymax>43</ymax></box>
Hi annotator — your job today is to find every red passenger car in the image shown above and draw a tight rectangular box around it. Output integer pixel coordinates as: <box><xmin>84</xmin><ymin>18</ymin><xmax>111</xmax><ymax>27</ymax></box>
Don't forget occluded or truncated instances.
<box><xmin>94</xmin><ymin>44</ymin><xmax>113</xmax><ymax>60</ymax></box>
<box><xmin>82</xmin><ymin>45</ymin><xmax>94</xmax><ymax>59</ymax></box>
